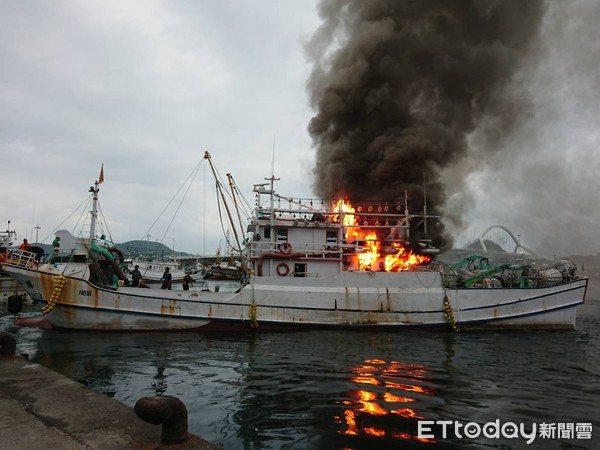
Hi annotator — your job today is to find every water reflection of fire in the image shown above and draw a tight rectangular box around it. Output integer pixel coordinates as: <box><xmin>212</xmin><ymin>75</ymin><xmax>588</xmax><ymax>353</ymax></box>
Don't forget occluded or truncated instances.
<box><xmin>332</xmin><ymin>200</ymin><xmax>431</xmax><ymax>272</ymax></box>
<box><xmin>335</xmin><ymin>358</ymin><xmax>436</xmax><ymax>444</ymax></box>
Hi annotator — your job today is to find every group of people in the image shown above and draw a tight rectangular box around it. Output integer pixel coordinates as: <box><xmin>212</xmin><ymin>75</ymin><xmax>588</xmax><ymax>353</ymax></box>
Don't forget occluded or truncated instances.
<box><xmin>159</xmin><ymin>267</ymin><xmax>194</xmax><ymax>290</ymax></box>
<box><xmin>19</xmin><ymin>239</ymin><xmax>45</xmax><ymax>262</ymax></box>
<box><xmin>128</xmin><ymin>265</ymin><xmax>194</xmax><ymax>291</ymax></box>
<box><xmin>18</xmin><ymin>238</ymin><xmax>196</xmax><ymax>291</ymax></box>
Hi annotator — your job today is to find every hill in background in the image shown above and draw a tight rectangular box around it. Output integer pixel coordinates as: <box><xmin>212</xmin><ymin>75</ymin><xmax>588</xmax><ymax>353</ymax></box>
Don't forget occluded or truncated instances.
<box><xmin>116</xmin><ymin>240</ymin><xmax>192</xmax><ymax>258</ymax></box>
<box><xmin>25</xmin><ymin>240</ymin><xmax>194</xmax><ymax>259</ymax></box>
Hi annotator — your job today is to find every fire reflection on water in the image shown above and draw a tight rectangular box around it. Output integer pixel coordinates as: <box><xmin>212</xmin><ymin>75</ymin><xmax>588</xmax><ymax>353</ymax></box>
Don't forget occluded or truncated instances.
<box><xmin>336</xmin><ymin>358</ymin><xmax>436</xmax><ymax>444</ymax></box>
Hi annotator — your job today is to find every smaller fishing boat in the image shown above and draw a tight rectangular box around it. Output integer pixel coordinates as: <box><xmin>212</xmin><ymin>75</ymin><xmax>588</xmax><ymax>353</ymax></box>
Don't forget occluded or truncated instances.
<box><xmin>125</xmin><ymin>259</ymin><xmax>202</xmax><ymax>284</ymax></box>
<box><xmin>203</xmin><ymin>246</ymin><xmax>241</xmax><ymax>281</ymax></box>
<box><xmin>0</xmin><ymin>223</ymin><xmax>30</xmax><ymax>305</ymax></box>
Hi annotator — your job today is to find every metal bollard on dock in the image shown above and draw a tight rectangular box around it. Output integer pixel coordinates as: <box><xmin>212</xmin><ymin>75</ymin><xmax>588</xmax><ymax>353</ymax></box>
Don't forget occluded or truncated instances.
<box><xmin>134</xmin><ymin>395</ymin><xmax>190</xmax><ymax>444</ymax></box>
<box><xmin>0</xmin><ymin>331</ymin><xmax>16</xmax><ymax>356</ymax></box>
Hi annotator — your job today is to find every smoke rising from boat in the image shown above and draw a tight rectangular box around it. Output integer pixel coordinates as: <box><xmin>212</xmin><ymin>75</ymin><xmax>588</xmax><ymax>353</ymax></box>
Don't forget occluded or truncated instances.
<box><xmin>450</xmin><ymin>1</ymin><xmax>600</xmax><ymax>258</ymax></box>
<box><xmin>305</xmin><ymin>0</ymin><xmax>544</xmax><ymax>250</ymax></box>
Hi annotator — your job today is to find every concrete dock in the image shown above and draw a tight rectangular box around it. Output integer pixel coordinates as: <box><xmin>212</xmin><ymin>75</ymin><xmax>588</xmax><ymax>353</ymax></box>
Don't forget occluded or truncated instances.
<box><xmin>0</xmin><ymin>350</ymin><xmax>219</xmax><ymax>449</ymax></box>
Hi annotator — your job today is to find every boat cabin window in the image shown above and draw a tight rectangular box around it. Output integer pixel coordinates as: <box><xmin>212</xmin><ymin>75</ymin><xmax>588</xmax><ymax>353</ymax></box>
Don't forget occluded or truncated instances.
<box><xmin>294</xmin><ymin>263</ymin><xmax>307</xmax><ymax>277</ymax></box>
<box><xmin>326</xmin><ymin>231</ymin><xmax>337</xmax><ymax>244</ymax></box>
<box><xmin>355</xmin><ymin>240</ymin><xmax>366</xmax><ymax>251</ymax></box>
<box><xmin>264</xmin><ymin>228</ymin><xmax>271</xmax><ymax>239</ymax></box>
<box><xmin>276</xmin><ymin>229</ymin><xmax>288</xmax><ymax>250</ymax></box>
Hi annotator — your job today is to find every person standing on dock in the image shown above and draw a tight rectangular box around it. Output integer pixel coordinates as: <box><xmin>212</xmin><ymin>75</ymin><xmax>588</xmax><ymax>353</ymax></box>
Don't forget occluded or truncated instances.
<box><xmin>182</xmin><ymin>272</ymin><xmax>193</xmax><ymax>291</ymax></box>
<box><xmin>131</xmin><ymin>265</ymin><xmax>142</xmax><ymax>287</ymax></box>
<box><xmin>160</xmin><ymin>267</ymin><xmax>172</xmax><ymax>290</ymax></box>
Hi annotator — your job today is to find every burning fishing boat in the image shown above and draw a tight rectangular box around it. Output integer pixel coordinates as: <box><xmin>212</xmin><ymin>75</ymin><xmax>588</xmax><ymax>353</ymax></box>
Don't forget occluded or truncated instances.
<box><xmin>1</xmin><ymin>154</ymin><xmax>587</xmax><ymax>331</ymax></box>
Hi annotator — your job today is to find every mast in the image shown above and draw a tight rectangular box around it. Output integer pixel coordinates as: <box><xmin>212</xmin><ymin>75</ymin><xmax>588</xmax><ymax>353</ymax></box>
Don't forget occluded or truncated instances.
<box><xmin>89</xmin><ymin>180</ymin><xmax>100</xmax><ymax>241</ymax></box>
<box><xmin>225</xmin><ymin>173</ymin><xmax>244</xmax><ymax>253</ymax></box>
<box><xmin>404</xmin><ymin>189</ymin><xmax>410</xmax><ymax>240</ymax></box>
<box><xmin>204</xmin><ymin>151</ymin><xmax>243</xmax><ymax>253</ymax></box>
<box><xmin>267</xmin><ymin>138</ymin><xmax>279</xmax><ymax>247</ymax></box>
<box><xmin>423</xmin><ymin>172</ymin><xmax>428</xmax><ymax>235</ymax></box>
<box><xmin>90</xmin><ymin>164</ymin><xmax>104</xmax><ymax>241</ymax></box>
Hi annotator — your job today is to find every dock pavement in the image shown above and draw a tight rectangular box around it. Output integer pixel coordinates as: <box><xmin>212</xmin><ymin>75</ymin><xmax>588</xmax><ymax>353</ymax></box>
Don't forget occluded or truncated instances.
<box><xmin>0</xmin><ymin>349</ymin><xmax>219</xmax><ymax>449</ymax></box>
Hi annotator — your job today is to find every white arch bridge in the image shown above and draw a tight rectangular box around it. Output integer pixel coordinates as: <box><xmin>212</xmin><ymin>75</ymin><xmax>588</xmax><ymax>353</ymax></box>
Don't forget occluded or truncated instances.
<box><xmin>464</xmin><ymin>225</ymin><xmax>539</xmax><ymax>258</ymax></box>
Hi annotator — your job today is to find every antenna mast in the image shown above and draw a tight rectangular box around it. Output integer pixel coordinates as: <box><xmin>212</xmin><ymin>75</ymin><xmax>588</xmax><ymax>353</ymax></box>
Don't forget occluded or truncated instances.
<box><xmin>271</xmin><ymin>135</ymin><xmax>276</xmax><ymax>179</ymax></box>
<box><xmin>89</xmin><ymin>180</ymin><xmax>100</xmax><ymax>241</ymax></box>
<box><xmin>423</xmin><ymin>172</ymin><xmax>427</xmax><ymax>235</ymax></box>
<box><xmin>268</xmin><ymin>136</ymin><xmax>279</xmax><ymax>243</ymax></box>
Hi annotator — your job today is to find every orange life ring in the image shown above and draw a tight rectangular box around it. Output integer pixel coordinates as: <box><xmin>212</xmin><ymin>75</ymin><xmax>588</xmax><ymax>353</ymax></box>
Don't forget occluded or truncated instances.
<box><xmin>276</xmin><ymin>262</ymin><xmax>290</xmax><ymax>277</ymax></box>
<box><xmin>280</xmin><ymin>242</ymin><xmax>292</xmax><ymax>255</ymax></box>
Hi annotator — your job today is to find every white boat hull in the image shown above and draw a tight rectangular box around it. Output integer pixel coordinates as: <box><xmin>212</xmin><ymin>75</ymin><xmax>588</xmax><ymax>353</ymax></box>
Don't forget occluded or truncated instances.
<box><xmin>4</xmin><ymin>263</ymin><xmax>587</xmax><ymax>331</ymax></box>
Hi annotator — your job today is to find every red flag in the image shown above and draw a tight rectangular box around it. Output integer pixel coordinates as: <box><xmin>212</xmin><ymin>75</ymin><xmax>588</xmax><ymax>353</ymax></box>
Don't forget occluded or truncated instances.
<box><xmin>98</xmin><ymin>164</ymin><xmax>105</xmax><ymax>184</ymax></box>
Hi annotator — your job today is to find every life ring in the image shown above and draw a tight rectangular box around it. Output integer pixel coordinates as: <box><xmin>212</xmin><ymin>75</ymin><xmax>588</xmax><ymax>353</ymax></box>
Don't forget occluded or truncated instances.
<box><xmin>280</xmin><ymin>242</ymin><xmax>292</xmax><ymax>255</ymax></box>
<box><xmin>276</xmin><ymin>262</ymin><xmax>290</xmax><ymax>277</ymax></box>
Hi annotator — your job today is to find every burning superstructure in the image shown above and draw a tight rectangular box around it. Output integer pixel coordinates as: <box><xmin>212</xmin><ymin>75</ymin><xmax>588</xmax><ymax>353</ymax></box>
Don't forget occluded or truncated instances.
<box><xmin>248</xmin><ymin>179</ymin><xmax>438</xmax><ymax>279</ymax></box>
<box><xmin>330</xmin><ymin>199</ymin><xmax>433</xmax><ymax>272</ymax></box>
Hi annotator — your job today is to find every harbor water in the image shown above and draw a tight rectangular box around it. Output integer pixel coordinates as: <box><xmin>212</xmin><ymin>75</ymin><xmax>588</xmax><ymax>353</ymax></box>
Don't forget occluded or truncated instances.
<box><xmin>1</xmin><ymin>279</ymin><xmax>599</xmax><ymax>449</ymax></box>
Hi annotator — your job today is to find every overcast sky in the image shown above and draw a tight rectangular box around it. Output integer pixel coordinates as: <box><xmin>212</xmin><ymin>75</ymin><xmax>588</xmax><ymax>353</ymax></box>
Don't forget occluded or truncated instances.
<box><xmin>1</xmin><ymin>0</ymin><xmax>320</xmax><ymax>256</ymax></box>
<box><xmin>1</xmin><ymin>1</ymin><xmax>599</xmax><ymax>259</ymax></box>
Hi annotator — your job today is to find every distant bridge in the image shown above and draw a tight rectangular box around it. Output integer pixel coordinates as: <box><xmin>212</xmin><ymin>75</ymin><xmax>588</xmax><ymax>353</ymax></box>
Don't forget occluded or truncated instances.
<box><xmin>465</xmin><ymin>225</ymin><xmax>539</xmax><ymax>258</ymax></box>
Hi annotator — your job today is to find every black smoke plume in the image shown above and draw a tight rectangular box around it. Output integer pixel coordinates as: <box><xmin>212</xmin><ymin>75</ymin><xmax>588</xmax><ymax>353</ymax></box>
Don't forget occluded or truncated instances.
<box><xmin>306</xmin><ymin>0</ymin><xmax>544</xmax><ymax>249</ymax></box>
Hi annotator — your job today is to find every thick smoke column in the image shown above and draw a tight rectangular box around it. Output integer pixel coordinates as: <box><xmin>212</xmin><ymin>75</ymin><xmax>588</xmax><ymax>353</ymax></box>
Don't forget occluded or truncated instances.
<box><xmin>306</xmin><ymin>0</ymin><xmax>544</xmax><ymax>249</ymax></box>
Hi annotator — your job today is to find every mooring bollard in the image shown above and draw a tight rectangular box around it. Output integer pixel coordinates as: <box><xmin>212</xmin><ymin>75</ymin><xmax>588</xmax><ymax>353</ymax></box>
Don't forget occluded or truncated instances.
<box><xmin>134</xmin><ymin>395</ymin><xmax>189</xmax><ymax>444</ymax></box>
<box><xmin>7</xmin><ymin>293</ymin><xmax>23</xmax><ymax>314</ymax></box>
<box><xmin>0</xmin><ymin>331</ymin><xmax>16</xmax><ymax>356</ymax></box>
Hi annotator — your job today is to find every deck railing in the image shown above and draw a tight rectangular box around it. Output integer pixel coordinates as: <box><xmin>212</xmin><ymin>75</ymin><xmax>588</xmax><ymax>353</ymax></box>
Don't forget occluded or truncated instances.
<box><xmin>6</xmin><ymin>249</ymin><xmax>38</xmax><ymax>268</ymax></box>
<box><xmin>249</xmin><ymin>241</ymin><xmax>344</xmax><ymax>260</ymax></box>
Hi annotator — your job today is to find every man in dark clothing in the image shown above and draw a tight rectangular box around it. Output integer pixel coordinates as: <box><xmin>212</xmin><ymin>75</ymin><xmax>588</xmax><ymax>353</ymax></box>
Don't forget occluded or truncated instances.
<box><xmin>160</xmin><ymin>267</ymin><xmax>172</xmax><ymax>290</ymax></box>
<box><xmin>131</xmin><ymin>265</ymin><xmax>142</xmax><ymax>287</ymax></box>
<box><xmin>182</xmin><ymin>272</ymin><xmax>193</xmax><ymax>291</ymax></box>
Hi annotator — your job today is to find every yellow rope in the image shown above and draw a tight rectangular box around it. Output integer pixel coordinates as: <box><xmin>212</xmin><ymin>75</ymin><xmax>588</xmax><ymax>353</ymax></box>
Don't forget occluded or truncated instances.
<box><xmin>42</xmin><ymin>275</ymin><xmax>66</xmax><ymax>314</ymax></box>
<box><xmin>248</xmin><ymin>272</ymin><xmax>258</xmax><ymax>328</ymax></box>
<box><xmin>249</xmin><ymin>301</ymin><xmax>258</xmax><ymax>328</ymax></box>
<box><xmin>443</xmin><ymin>294</ymin><xmax>459</xmax><ymax>332</ymax></box>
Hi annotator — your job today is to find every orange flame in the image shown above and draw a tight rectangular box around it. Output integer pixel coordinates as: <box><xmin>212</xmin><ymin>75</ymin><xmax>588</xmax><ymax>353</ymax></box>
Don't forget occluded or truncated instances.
<box><xmin>332</xmin><ymin>199</ymin><xmax>431</xmax><ymax>271</ymax></box>
<box><xmin>333</xmin><ymin>199</ymin><xmax>357</xmax><ymax>228</ymax></box>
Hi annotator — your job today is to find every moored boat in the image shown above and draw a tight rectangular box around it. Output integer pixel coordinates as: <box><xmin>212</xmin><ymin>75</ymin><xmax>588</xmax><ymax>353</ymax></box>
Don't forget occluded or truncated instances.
<box><xmin>0</xmin><ymin>223</ymin><xmax>30</xmax><ymax>305</ymax></box>
<box><xmin>1</xmin><ymin>154</ymin><xmax>588</xmax><ymax>331</ymax></box>
<box><xmin>124</xmin><ymin>259</ymin><xmax>202</xmax><ymax>285</ymax></box>
<box><xmin>203</xmin><ymin>249</ymin><xmax>241</xmax><ymax>281</ymax></box>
